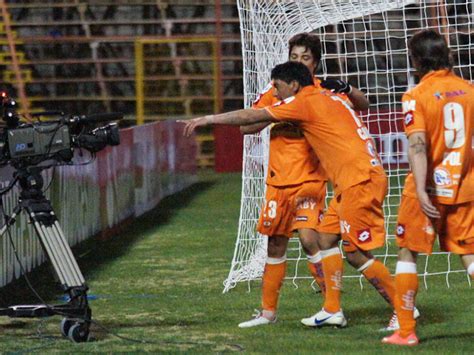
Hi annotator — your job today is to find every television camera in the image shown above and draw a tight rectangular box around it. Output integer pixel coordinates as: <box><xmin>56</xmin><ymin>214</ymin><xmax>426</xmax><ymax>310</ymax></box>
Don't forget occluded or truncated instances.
<box><xmin>0</xmin><ymin>92</ymin><xmax>123</xmax><ymax>342</ymax></box>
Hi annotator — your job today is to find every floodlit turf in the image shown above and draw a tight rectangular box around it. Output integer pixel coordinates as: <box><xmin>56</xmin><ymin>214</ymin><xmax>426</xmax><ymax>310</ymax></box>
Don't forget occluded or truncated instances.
<box><xmin>0</xmin><ymin>172</ymin><xmax>472</xmax><ymax>352</ymax></box>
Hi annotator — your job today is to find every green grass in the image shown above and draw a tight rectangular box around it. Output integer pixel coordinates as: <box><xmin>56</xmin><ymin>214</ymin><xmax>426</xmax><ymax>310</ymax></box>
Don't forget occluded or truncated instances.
<box><xmin>0</xmin><ymin>172</ymin><xmax>472</xmax><ymax>353</ymax></box>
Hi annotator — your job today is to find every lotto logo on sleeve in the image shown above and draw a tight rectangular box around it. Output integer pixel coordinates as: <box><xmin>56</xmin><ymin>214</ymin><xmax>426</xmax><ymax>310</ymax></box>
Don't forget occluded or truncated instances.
<box><xmin>396</xmin><ymin>224</ymin><xmax>405</xmax><ymax>238</ymax></box>
<box><xmin>404</xmin><ymin>111</ymin><xmax>414</xmax><ymax>127</ymax></box>
<box><xmin>357</xmin><ymin>228</ymin><xmax>372</xmax><ymax>243</ymax></box>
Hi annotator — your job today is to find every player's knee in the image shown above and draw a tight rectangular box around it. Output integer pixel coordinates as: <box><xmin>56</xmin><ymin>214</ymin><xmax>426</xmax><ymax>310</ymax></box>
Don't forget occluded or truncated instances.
<box><xmin>345</xmin><ymin>250</ymin><xmax>370</xmax><ymax>269</ymax></box>
<box><xmin>267</xmin><ymin>236</ymin><xmax>289</xmax><ymax>257</ymax></box>
<box><xmin>318</xmin><ymin>233</ymin><xmax>339</xmax><ymax>250</ymax></box>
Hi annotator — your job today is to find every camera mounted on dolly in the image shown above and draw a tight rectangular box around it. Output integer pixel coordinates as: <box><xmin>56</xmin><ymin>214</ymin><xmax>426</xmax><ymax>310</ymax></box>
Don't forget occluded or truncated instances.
<box><xmin>0</xmin><ymin>92</ymin><xmax>123</xmax><ymax>342</ymax></box>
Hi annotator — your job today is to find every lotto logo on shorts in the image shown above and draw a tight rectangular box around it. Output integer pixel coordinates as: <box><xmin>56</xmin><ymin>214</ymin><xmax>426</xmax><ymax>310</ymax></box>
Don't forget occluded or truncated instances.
<box><xmin>357</xmin><ymin>228</ymin><xmax>372</xmax><ymax>243</ymax></box>
<box><xmin>396</xmin><ymin>224</ymin><xmax>405</xmax><ymax>237</ymax></box>
<box><xmin>318</xmin><ymin>210</ymin><xmax>324</xmax><ymax>222</ymax></box>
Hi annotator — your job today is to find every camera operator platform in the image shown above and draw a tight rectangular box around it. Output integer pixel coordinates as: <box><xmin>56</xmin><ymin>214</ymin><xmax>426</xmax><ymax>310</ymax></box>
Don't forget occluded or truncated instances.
<box><xmin>0</xmin><ymin>93</ymin><xmax>122</xmax><ymax>342</ymax></box>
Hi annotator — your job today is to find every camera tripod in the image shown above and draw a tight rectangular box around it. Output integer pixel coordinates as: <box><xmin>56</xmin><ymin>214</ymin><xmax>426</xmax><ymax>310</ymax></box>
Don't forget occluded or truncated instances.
<box><xmin>0</xmin><ymin>167</ymin><xmax>91</xmax><ymax>342</ymax></box>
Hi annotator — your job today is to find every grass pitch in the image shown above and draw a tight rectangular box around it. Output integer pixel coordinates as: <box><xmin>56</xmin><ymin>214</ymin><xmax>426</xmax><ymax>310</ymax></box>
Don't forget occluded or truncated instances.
<box><xmin>0</xmin><ymin>172</ymin><xmax>472</xmax><ymax>353</ymax></box>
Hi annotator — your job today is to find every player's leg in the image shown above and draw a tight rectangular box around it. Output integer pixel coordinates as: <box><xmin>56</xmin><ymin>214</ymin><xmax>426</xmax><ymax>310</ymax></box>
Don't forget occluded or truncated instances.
<box><xmin>239</xmin><ymin>235</ymin><xmax>288</xmax><ymax>328</ymax></box>
<box><xmin>300</xmin><ymin>231</ymin><xmax>347</xmax><ymax>327</ymax></box>
<box><xmin>300</xmin><ymin>195</ymin><xmax>346</xmax><ymax>327</ymax></box>
<box><xmin>292</xmin><ymin>180</ymin><xmax>327</xmax><ymax>297</ymax></box>
<box><xmin>344</xmin><ymin>248</ymin><xmax>395</xmax><ymax>306</ymax></box>
<box><xmin>239</xmin><ymin>185</ymin><xmax>291</xmax><ymax>328</ymax></box>
<box><xmin>261</xmin><ymin>235</ymin><xmax>289</xmax><ymax>319</ymax></box>
<box><xmin>382</xmin><ymin>195</ymin><xmax>438</xmax><ymax>345</ymax></box>
<box><xmin>299</xmin><ymin>228</ymin><xmax>325</xmax><ymax>297</ymax></box>
<box><xmin>338</xmin><ymin>174</ymin><xmax>395</xmax><ymax>306</ymax></box>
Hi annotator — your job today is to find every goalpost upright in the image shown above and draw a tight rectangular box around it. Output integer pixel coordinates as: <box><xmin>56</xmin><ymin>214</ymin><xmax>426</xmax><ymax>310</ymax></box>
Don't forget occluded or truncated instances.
<box><xmin>224</xmin><ymin>0</ymin><xmax>473</xmax><ymax>292</ymax></box>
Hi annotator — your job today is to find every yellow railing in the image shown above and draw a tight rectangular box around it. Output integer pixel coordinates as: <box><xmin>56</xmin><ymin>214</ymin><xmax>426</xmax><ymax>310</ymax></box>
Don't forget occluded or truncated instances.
<box><xmin>134</xmin><ymin>37</ymin><xmax>220</xmax><ymax>125</ymax></box>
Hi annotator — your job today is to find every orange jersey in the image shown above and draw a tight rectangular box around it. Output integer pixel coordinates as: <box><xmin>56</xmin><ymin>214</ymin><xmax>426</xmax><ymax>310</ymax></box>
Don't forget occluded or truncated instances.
<box><xmin>265</xmin><ymin>85</ymin><xmax>385</xmax><ymax>195</ymax></box>
<box><xmin>253</xmin><ymin>77</ymin><xmax>326</xmax><ymax>186</ymax></box>
<box><xmin>402</xmin><ymin>69</ymin><xmax>474</xmax><ymax>204</ymax></box>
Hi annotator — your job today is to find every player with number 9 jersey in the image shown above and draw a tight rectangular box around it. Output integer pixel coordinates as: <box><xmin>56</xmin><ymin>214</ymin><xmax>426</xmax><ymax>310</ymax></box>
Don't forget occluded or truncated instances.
<box><xmin>397</xmin><ymin>69</ymin><xmax>474</xmax><ymax>255</ymax></box>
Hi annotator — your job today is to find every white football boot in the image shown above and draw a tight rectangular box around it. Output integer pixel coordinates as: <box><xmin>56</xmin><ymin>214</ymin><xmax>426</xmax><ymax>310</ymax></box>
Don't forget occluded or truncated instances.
<box><xmin>379</xmin><ymin>307</ymin><xmax>421</xmax><ymax>332</ymax></box>
<box><xmin>301</xmin><ymin>308</ymin><xmax>347</xmax><ymax>328</ymax></box>
<box><xmin>238</xmin><ymin>310</ymin><xmax>277</xmax><ymax>328</ymax></box>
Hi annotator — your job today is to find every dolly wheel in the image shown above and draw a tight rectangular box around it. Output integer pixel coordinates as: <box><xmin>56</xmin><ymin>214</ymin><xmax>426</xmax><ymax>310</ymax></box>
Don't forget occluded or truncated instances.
<box><xmin>60</xmin><ymin>318</ymin><xmax>75</xmax><ymax>337</ymax></box>
<box><xmin>68</xmin><ymin>323</ymin><xmax>90</xmax><ymax>342</ymax></box>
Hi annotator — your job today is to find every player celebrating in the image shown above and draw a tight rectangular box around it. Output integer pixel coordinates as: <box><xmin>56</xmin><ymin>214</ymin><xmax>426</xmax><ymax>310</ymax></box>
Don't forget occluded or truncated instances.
<box><xmin>181</xmin><ymin>61</ymin><xmax>396</xmax><ymax>328</ymax></box>
<box><xmin>382</xmin><ymin>30</ymin><xmax>474</xmax><ymax>346</ymax></box>
<box><xmin>238</xmin><ymin>33</ymin><xmax>369</xmax><ymax>328</ymax></box>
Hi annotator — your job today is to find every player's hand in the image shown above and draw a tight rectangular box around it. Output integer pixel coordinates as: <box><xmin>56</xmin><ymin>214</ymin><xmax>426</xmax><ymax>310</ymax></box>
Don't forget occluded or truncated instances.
<box><xmin>417</xmin><ymin>190</ymin><xmax>441</xmax><ymax>219</ymax></box>
<box><xmin>320</xmin><ymin>78</ymin><xmax>352</xmax><ymax>94</ymax></box>
<box><xmin>178</xmin><ymin>116</ymin><xmax>211</xmax><ymax>137</ymax></box>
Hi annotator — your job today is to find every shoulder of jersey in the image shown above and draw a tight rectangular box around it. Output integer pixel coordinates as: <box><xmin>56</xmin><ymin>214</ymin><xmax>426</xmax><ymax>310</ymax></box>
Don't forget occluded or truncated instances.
<box><xmin>253</xmin><ymin>82</ymin><xmax>273</xmax><ymax>105</ymax></box>
<box><xmin>272</xmin><ymin>96</ymin><xmax>296</xmax><ymax>107</ymax></box>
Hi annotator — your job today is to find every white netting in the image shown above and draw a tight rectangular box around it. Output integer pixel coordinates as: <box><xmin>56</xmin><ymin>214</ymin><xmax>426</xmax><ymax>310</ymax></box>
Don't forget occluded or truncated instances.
<box><xmin>224</xmin><ymin>0</ymin><xmax>473</xmax><ymax>292</ymax></box>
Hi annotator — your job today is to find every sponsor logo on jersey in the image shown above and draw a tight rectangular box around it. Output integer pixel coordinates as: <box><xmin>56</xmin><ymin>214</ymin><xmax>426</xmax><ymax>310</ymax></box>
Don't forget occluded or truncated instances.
<box><xmin>427</xmin><ymin>186</ymin><xmax>454</xmax><ymax>198</ymax></box>
<box><xmin>404</xmin><ymin>111</ymin><xmax>414</xmax><ymax>126</ymax></box>
<box><xmin>396</xmin><ymin>224</ymin><xmax>405</xmax><ymax>237</ymax></box>
<box><xmin>433</xmin><ymin>90</ymin><xmax>466</xmax><ymax>101</ymax></box>
<box><xmin>366</xmin><ymin>141</ymin><xmax>377</xmax><ymax>157</ymax></box>
<box><xmin>295</xmin><ymin>216</ymin><xmax>308</xmax><ymax>222</ymax></box>
<box><xmin>263</xmin><ymin>221</ymin><xmax>272</xmax><ymax>227</ymax></box>
<box><xmin>357</xmin><ymin>228</ymin><xmax>372</xmax><ymax>243</ymax></box>
<box><xmin>342</xmin><ymin>240</ymin><xmax>350</xmax><ymax>246</ymax></box>
<box><xmin>402</xmin><ymin>100</ymin><xmax>416</xmax><ymax>113</ymax></box>
<box><xmin>445</xmin><ymin>90</ymin><xmax>466</xmax><ymax>98</ymax></box>
<box><xmin>423</xmin><ymin>225</ymin><xmax>435</xmax><ymax>235</ymax></box>
<box><xmin>433</xmin><ymin>167</ymin><xmax>452</xmax><ymax>186</ymax></box>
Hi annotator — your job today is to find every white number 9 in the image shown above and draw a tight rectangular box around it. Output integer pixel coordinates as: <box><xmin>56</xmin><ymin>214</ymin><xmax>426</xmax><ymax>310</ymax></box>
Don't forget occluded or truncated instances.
<box><xmin>443</xmin><ymin>102</ymin><xmax>465</xmax><ymax>149</ymax></box>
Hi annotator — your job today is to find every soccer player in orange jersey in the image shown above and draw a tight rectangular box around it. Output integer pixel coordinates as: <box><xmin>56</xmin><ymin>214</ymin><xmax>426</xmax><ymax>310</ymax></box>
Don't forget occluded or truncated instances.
<box><xmin>382</xmin><ymin>30</ymin><xmax>474</xmax><ymax>347</ymax></box>
<box><xmin>181</xmin><ymin>61</ymin><xmax>397</xmax><ymax>329</ymax></box>
<box><xmin>238</xmin><ymin>33</ymin><xmax>369</xmax><ymax>328</ymax></box>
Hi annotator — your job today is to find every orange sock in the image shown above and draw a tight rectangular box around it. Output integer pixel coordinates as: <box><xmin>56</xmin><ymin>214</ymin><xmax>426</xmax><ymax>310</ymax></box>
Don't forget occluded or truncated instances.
<box><xmin>307</xmin><ymin>252</ymin><xmax>326</xmax><ymax>299</ymax></box>
<box><xmin>394</xmin><ymin>261</ymin><xmax>418</xmax><ymax>338</ymax></box>
<box><xmin>261</xmin><ymin>256</ymin><xmax>287</xmax><ymax>312</ymax></box>
<box><xmin>321</xmin><ymin>248</ymin><xmax>343</xmax><ymax>313</ymax></box>
<box><xmin>359</xmin><ymin>259</ymin><xmax>395</xmax><ymax>306</ymax></box>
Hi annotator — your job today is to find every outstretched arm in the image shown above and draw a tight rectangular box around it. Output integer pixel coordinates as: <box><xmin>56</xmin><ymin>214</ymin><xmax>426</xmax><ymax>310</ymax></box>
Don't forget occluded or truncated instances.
<box><xmin>180</xmin><ymin>108</ymin><xmax>273</xmax><ymax>137</ymax></box>
<box><xmin>408</xmin><ymin>132</ymin><xmax>440</xmax><ymax>219</ymax></box>
<box><xmin>240</xmin><ymin>121</ymin><xmax>271</xmax><ymax>135</ymax></box>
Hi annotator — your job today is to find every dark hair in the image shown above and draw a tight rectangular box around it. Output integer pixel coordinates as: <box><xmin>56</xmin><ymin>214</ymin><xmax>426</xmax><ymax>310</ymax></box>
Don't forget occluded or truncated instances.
<box><xmin>288</xmin><ymin>32</ymin><xmax>322</xmax><ymax>69</ymax></box>
<box><xmin>271</xmin><ymin>61</ymin><xmax>314</xmax><ymax>87</ymax></box>
<box><xmin>408</xmin><ymin>29</ymin><xmax>452</xmax><ymax>74</ymax></box>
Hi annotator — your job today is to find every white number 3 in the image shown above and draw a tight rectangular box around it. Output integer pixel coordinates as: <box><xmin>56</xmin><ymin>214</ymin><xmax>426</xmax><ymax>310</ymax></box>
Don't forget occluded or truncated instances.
<box><xmin>268</xmin><ymin>200</ymin><xmax>277</xmax><ymax>219</ymax></box>
<box><xmin>443</xmin><ymin>102</ymin><xmax>465</xmax><ymax>149</ymax></box>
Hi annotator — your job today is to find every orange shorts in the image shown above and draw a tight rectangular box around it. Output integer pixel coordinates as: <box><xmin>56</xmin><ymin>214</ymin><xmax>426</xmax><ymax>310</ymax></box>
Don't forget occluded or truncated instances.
<box><xmin>396</xmin><ymin>196</ymin><xmax>474</xmax><ymax>255</ymax></box>
<box><xmin>257</xmin><ymin>180</ymin><xmax>327</xmax><ymax>238</ymax></box>
<box><xmin>317</xmin><ymin>173</ymin><xmax>387</xmax><ymax>252</ymax></box>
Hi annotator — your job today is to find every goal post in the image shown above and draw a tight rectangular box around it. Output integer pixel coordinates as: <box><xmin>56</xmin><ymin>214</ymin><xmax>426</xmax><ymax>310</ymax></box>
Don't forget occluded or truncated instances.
<box><xmin>224</xmin><ymin>0</ymin><xmax>473</xmax><ymax>292</ymax></box>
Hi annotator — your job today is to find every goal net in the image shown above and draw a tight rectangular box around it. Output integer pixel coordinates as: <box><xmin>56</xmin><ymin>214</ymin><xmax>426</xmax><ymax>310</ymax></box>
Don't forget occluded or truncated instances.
<box><xmin>224</xmin><ymin>0</ymin><xmax>473</xmax><ymax>292</ymax></box>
